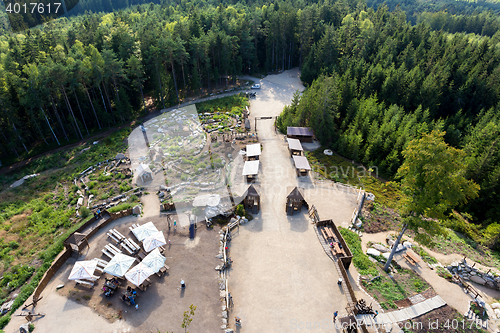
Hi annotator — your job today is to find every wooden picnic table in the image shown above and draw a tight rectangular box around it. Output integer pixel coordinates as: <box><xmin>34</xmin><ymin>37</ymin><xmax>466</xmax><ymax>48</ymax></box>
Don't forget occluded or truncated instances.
<box><xmin>325</xmin><ymin>227</ymin><xmax>335</xmax><ymax>239</ymax></box>
<box><xmin>113</xmin><ymin>229</ymin><xmax>126</xmax><ymax>240</ymax></box>
<box><xmin>403</xmin><ymin>252</ymin><xmax>417</xmax><ymax>265</ymax></box>
<box><xmin>138</xmin><ymin>278</ymin><xmax>152</xmax><ymax>291</ymax></box>
<box><xmin>107</xmin><ymin>232</ymin><xmax>120</xmax><ymax>244</ymax></box>
<box><xmin>406</xmin><ymin>251</ymin><xmax>420</xmax><ymax>263</ymax></box>
<box><xmin>333</xmin><ymin>243</ymin><xmax>342</xmax><ymax>254</ymax></box>
<box><xmin>128</xmin><ymin>238</ymin><xmax>140</xmax><ymax>251</ymax></box>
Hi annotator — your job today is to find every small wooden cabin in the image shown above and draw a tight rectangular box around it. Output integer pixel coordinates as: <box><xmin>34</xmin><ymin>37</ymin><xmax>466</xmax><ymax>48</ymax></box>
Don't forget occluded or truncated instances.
<box><xmin>286</xmin><ymin>187</ymin><xmax>307</xmax><ymax>215</ymax></box>
<box><xmin>287</xmin><ymin>127</ymin><xmax>314</xmax><ymax>143</ymax></box>
<box><xmin>243</xmin><ymin>185</ymin><xmax>260</xmax><ymax>213</ymax></box>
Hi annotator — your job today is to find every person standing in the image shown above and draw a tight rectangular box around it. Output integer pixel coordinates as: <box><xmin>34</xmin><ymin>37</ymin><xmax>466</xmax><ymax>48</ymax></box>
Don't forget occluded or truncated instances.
<box><xmin>373</xmin><ymin>310</ymin><xmax>378</xmax><ymax>318</ymax></box>
<box><xmin>333</xmin><ymin>311</ymin><xmax>338</xmax><ymax>322</ymax></box>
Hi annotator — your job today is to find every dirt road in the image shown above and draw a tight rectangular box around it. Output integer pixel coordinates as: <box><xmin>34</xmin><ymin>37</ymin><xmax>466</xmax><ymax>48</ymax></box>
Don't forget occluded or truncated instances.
<box><xmin>228</xmin><ymin>69</ymin><xmax>359</xmax><ymax>332</ymax></box>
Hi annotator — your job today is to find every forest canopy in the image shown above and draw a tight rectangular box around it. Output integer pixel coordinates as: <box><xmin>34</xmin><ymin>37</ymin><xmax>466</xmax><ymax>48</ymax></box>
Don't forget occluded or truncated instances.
<box><xmin>0</xmin><ymin>0</ymin><xmax>499</xmax><ymax>234</ymax></box>
<box><xmin>276</xmin><ymin>5</ymin><xmax>500</xmax><ymax>231</ymax></box>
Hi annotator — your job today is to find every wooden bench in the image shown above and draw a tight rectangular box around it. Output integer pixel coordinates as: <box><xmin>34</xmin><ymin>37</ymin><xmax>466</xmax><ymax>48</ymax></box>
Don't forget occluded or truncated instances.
<box><xmin>93</xmin><ymin>258</ymin><xmax>108</xmax><ymax>268</ymax></box>
<box><xmin>75</xmin><ymin>280</ymin><xmax>94</xmax><ymax>288</ymax></box>
<box><xmin>112</xmin><ymin>229</ymin><xmax>126</xmax><ymax>241</ymax></box>
<box><xmin>321</xmin><ymin>228</ymin><xmax>330</xmax><ymax>241</ymax></box>
<box><xmin>107</xmin><ymin>233</ymin><xmax>120</xmax><ymax>244</ymax></box>
<box><xmin>406</xmin><ymin>251</ymin><xmax>420</xmax><ymax>263</ymax></box>
<box><xmin>326</xmin><ymin>227</ymin><xmax>335</xmax><ymax>239</ymax></box>
<box><xmin>101</xmin><ymin>249</ymin><xmax>114</xmax><ymax>260</ymax></box>
<box><xmin>156</xmin><ymin>264</ymin><xmax>170</xmax><ymax>277</ymax></box>
<box><xmin>403</xmin><ymin>253</ymin><xmax>416</xmax><ymax>265</ymax></box>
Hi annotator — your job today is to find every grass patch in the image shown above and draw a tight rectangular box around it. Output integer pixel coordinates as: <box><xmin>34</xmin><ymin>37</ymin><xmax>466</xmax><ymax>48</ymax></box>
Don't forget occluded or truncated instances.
<box><xmin>339</xmin><ymin>227</ymin><xmax>378</xmax><ymax>276</ymax></box>
<box><xmin>0</xmin><ymin>129</ymin><xmax>131</xmax><ymax>329</ymax></box>
<box><xmin>429</xmin><ymin>229</ymin><xmax>500</xmax><ymax>270</ymax></box>
<box><xmin>363</xmin><ymin>267</ymin><xmax>430</xmax><ymax>310</ymax></box>
<box><xmin>196</xmin><ymin>94</ymin><xmax>249</xmax><ymax>115</ymax></box>
<box><xmin>107</xmin><ymin>203</ymin><xmax>134</xmax><ymax>213</ymax></box>
<box><xmin>306</xmin><ymin>148</ymin><xmax>402</xmax><ymax>209</ymax></box>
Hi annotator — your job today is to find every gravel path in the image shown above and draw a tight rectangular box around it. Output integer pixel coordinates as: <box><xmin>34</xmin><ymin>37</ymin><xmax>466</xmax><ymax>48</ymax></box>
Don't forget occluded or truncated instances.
<box><xmin>228</xmin><ymin>69</ymin><xmax>360</xmax><ymax>332</ymax></box>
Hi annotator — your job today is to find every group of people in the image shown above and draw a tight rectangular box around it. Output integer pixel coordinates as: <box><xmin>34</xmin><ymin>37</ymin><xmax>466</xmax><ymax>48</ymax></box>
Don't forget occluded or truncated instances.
<box><xmin>329</xmin><ymin>241</ymin><xmax>342</xmax><ymax>249</ymax></box>
<box><xmin>103</xmin><ymin>277</ymin><xmax>120</xmax><ymax>297</ymax></box>
<box><xmin>122</xmin><ymin>286</ymin><xmax>138</xmax><ymax>306</ymax></box>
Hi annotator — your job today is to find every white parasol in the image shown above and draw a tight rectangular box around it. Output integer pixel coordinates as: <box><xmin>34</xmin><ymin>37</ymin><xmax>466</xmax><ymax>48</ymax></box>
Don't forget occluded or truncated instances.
<box><xmin>68</xmin><ymin>260</ymin><xmax>98</xmax><ymax>280</ymax></box>
<box><xmin>142</xmin><ymin>231</ymin><xmax>166</xmax><ymax>252</ymax></box>
<box><xmin>104</xmin><ymin>253</ymin><xmax>136</xmax><ymax>277</ymax></box>
<box><xmin>141</xmin><ymin>248</ymin><xmax>166</xmax><ymax>272</ymax></box>
<box><xmin>124</xmin><ymin>262</ymin><xmax>154</xmax><ymax>287</ymax></box>
<box><xmin>132</xmin><ymin>221</ymin><xmax>159</xmax><ymax>242</ymax></box>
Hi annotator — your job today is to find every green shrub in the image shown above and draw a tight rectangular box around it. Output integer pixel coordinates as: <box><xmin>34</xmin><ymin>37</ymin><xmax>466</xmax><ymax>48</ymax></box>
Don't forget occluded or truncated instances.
<box><xmin>482</xmin><ymin>223</ymin><xmax>500</xmax><ymax>249</ymax></box>
<box><xmin>8</xmin><ymin>241</ymin><xmax>19</xmax><ymax>249</ymax></box>
<box><xmin>119</xmin><ymin>184</ymin><xmax>132</xmax><ymax>193</ymax></box>
<box><xmin>97</xmin><ymin>173</ymin><xmax>112</xmax><ymax>182</ymax></box>
<box><xmin>107</xmin><ymin>203</ymin><xmax>134</xmax><ymax>213</ymax></box>
<box><xmin>339</xmin><ymin>227</ymin><xmax>378</xmax><ymax>276</ymax></box>
<box><xmin>236</xmin><ymin>204</ymin><xmax>245</xmax><ymax>217</ymax></box>
<box><xmin>29</xmin><ymin>323</ymin><xmax>35</xmax><ymax>332</ymax></box>
<box><xmin>80</xmin><ymin>207</ymin><xmax>91</xmax><ymax>219</ymax></box>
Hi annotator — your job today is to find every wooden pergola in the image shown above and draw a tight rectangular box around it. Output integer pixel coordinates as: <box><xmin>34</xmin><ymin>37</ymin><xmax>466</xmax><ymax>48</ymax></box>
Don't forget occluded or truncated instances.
<box><xmin>287</xmin><ymin>138</ymin><xmax>303</xmax><ymax>156</ymax></box>
<box><xmin>286</xmin><ymin>187</ymin><xmax>307</xmax><ymax>215</ymax></box>
<box><xmin>64</xmin><ymin>232</ymin><xmax>90</xmax><ymax>254</ymax></box>
<box><xmin>243</xmin><ymin>185</ymin><xmax>260</xmax><ymax>213</ymax></box>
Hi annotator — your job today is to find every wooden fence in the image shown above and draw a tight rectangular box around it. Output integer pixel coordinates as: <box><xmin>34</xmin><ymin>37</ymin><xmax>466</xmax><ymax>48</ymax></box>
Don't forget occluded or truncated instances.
<box><xmin>32</xmin><ymin>248</ymin><xmax>72</xmax><ymax>301</ymax></box>
<box><xmin>33</xmin><ymin>208</ymin><xmax>134</xmax><ymax>301</ymax></box>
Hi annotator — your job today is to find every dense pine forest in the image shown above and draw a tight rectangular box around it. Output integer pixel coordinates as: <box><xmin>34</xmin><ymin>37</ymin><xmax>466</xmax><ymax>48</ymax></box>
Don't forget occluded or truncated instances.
<box><xmin>0</xmin><ymin>0</ymin><xmax>499</xmax><ymax>237</ymax></box>
<box><xmin>276</xmin><ymin>5</ymin><xmax>500</xmax><ymax>234</ymax></box>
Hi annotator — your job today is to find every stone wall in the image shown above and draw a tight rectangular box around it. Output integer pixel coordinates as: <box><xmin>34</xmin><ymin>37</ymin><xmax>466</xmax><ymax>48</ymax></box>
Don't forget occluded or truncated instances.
<box><xmin>447</xmin><ymin>259</ymin><xmax>500</xmax><ymax>290</ymax></box>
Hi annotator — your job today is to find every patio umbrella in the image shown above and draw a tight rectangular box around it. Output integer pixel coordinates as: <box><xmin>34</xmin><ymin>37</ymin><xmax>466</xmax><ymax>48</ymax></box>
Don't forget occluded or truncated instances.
<box><xmin>132</xmin><ymin>221</ymin><xmax>158</xmax><ymax>242</ymax></box>
<box><xmin>68</xmin><ymin>260</ymin><xmax>98</xmax><ymax>280</ymax></box>
<box><xmin>142</xmin><ymin>231</ymin><xmax>166</xmax><ymax>252</ymax></box>
<box><xmin>141</xmin><ymin>248</ymin><xmax>166</xmax><ymax>273</ymax></box>
<box><xmin>104</xmin><ymin>253</ymin><xmax>136</xmax><ymax>277</ymax></box>
<box><xmin>125</xmin><ymin>262</ymin><xmax>154</xmax><ymax>287</ymax></box>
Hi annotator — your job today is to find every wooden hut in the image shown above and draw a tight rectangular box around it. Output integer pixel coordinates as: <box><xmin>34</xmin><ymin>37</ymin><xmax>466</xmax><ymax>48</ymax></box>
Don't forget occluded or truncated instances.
<box><xmin>287</xmin><ymin>127</ymin><xmax>314</xmax><ymax>142</ymax></box>
<box><xmin>243</xmin><ymin>185</ymin><xmax>260</xmax><ymax>213</ymax></box>
<box><xmin>286</xmin><ymin>187</ymin><xmax>307</xmax><ymax>215</ymax></box>
<box><xmin>64</xmin><ymin>232</ymin><xmax>90</xmax><ymax>254</ymax></box>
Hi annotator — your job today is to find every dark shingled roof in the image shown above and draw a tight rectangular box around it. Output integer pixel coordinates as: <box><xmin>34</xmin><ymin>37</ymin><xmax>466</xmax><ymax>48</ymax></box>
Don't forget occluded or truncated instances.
<box><xmin>245</xmin><ymin>185</ymin><xmax>259</xmax><ymax>198</ymax></box>
<box><xmin>287</xmin><ymin>187</ymin><xmax>304</xmax><ymax>201</ymax></box>
<box><xmin>287</xmin><ymin>127</ymin><xmax>313</xmax><ymax>137</ymax></box>
<box><xmin>65</xmin><ymin>232</ymin><xmax>87</xmax><ymax>245</ymax></box>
